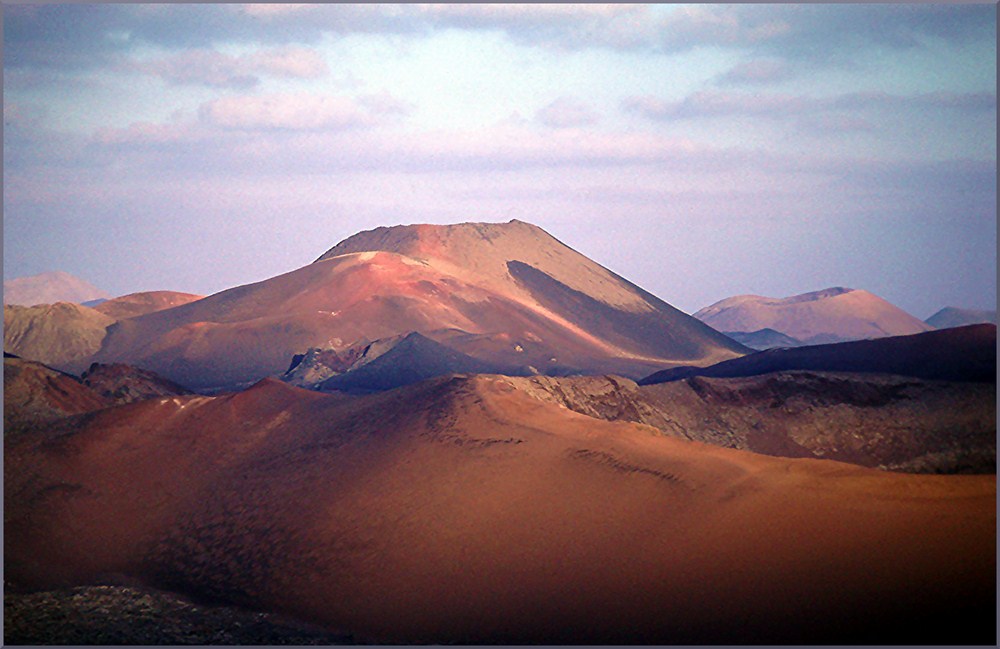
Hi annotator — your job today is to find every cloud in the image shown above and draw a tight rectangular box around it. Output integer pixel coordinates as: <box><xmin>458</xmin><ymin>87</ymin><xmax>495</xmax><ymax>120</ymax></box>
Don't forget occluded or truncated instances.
<box><xmin>4</xmin><ymin>4</ymin><xmax>994</xmax><ymax>78</ymax></box>
<box><xmin>134</xmin><ymin>46</ymin><xmax>328</xmax><ymax>88</ymax></box>
<box><xmin>715</xmin><ymin>58</ymin><xmax>794</xmax><ymax>86</ymax></box>
<box><xmin>535</xmin><ymin>97</ymin><xmax>599</xmax><ymax>129</ymax></box>
<box><xmin>623</xmin><ymin>90</ymin><xmax>997</xmax><ymax>122</ymax></box>
<box><xmin>197</xmin><ymin>93</ymin><xmax>391</xmax><ymax>131</ymax></box>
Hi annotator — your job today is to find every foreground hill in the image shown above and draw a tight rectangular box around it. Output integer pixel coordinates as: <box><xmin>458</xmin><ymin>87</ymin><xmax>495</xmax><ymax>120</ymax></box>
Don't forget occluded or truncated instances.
<box><xmin>6</xmin><ymin>374</ymin><xmax>995</xmax><ymax>644</ymax></box>
<box><xmin>926</xmin><ymin>306</ymin><xmax>997</xmax><ymax>329</ymax></box>
<box><xmin>93</xmin><ymin>220</ymin><xmax>747</xmax><ymax>390</ymax></box>
<box><xmin>92</xmin><ymin>291</ymin><xmax>204</xmax><ymax>321</ymax></box>
<box><xmin>3</xmin><ymin>271</ymin><xmax>111</xmax><ymax>306</ymax></box>
<box><xmin>695</xmin><ymin>287</ymin><xmax>933</xmax><ymax>344</ymax></box>
<box><xmin>641</xmin><ymin>324</ymin><xmax>996</xmax><ymax>386</ymax></box>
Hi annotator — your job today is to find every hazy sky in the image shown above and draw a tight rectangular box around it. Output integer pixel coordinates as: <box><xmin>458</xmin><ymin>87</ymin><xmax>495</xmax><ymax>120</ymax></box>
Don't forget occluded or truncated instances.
<box><xmin>3</xmin><ymin>3</ymin><xmax>996</xmax><ymax>317</ymax></box>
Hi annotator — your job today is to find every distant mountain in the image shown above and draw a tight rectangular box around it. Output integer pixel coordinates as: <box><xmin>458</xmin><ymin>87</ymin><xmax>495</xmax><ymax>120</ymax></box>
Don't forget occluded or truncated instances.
<box><xmin>3</xmin><ymin>303</ymin><xmax>116</xmax><ymax>374</ymax></box>
<box><xmin>3</xmin><ymin>271</ymin><xmax>111</xmax><ymax>306</ymax></box>
<box><xmin>93</xmin><ymin>291</ymin><xmax>204</xmax><ymax>321</ymax></box>
<box><xmin>93</xmin><ymin>220</ymin><xmax>748</xmax><ymax>390</ymax></box>
<box><xmin>722</xmin><ymin>328</ymin><xmax>804</xmax><ymax>351</ymax></box>
<box><xmin>640</xmin><ymin>324</ymin><xmax>996</xmax><ymax>385</ymax></box>
<box><xmin>925</xmin><ymin>307</ymin><xmax>997</xmax><ymax>329</ymax></box>
<box><xmin>694</xmin><ymin>287</ymin><xmax>932</xmax><ymax>344</ymax></box>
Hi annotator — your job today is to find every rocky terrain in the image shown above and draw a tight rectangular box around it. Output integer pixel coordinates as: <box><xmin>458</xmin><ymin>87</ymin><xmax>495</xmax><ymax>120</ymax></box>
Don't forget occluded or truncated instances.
<box><xmin>4</xmin><ymin>585</ymin><xmax>354</xmax><ymax>645</ymax></box>
<box><xmin>3</xmin><ymin>354</ymin><xmax>112</xmax><ymax>434</ymax></box>
<box><xmin>81</xmin><ymin>362</ymin><xmax>193</xmax><ymax>404</ymax></box>
<box><xmin>508</xmin><ymin>371</ymin><xmax>995</xmax><ymax>473</ymax></box>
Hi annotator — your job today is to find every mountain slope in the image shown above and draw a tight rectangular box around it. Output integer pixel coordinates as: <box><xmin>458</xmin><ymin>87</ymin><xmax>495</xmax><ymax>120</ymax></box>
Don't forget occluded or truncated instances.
<box><xmin>640</xmin><ymin>324</ymin><xmax>996</xmax><ymax>385</ymax></box>
<box><xmin>5</xmin><ymin>375</ymin><xmax>995</xmax><ymax>644</ymax></box>
<box><xmin>695</xmin><ymin>287</ymin><xmax>933</xmax><ymax>344</ymax></box>
<box><xmin>93</xmin><ymin>221</ymin><xmax>748</xmax><ymax>390</ymax></box>
<box><xmin>3</xmin><ymin>271</ymin><xmax>111</xmax><ymax>306</ymax></box>
<box><xmin>926</xmin><ymin>307</ymin><xmax>997</xmax><ymax>329</ymax></box>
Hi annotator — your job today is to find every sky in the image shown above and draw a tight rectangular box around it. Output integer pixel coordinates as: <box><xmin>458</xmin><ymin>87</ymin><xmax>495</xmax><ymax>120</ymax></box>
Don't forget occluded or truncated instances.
<box><xmin>3</xmin><ymin>3</ymin><xmax>996</xmax><ymax>318</ymax></box>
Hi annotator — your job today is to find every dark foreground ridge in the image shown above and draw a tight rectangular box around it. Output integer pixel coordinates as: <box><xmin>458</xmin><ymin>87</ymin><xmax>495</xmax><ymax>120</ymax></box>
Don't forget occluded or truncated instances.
<box><xmin>641</xmin><ymin>324</ymin><xmax>997</xmax><ymax>385</ymax></box>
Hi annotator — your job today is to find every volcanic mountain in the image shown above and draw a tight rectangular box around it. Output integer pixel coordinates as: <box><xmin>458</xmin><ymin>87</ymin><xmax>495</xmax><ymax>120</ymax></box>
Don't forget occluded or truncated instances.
<box><xmin>5</xmin><ymin>373</ymin><xmax>995</xmax><ymax>644</ymax></box>
<box><xmin>3</xmin><ymin>271</ymin><xmax>110</xmax><ymax>306</ymax></box>
<box><xmin>695</xmin><ymin>287</ymin><xmax>932</xmax><ymax>344</ymax></box>
<box><xmin>92</xmin><ymin>220</ymin><xmax>748</xmax><ymax>390</ymax></box>
<box><xmin>926</xmin><ymin>306</ymin><xmax>997</xmax><ymax>329</ymax></box>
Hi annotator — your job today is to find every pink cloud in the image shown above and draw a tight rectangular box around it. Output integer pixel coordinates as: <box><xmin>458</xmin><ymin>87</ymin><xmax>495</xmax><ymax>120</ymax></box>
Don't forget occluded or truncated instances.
<box><xmin>194</xmin><ymin>92</ymin><xmax>411</xmax><ymax>133</ymax></box>
<box><xmin>136</xmin><ymin>46</ymin><xmax>327</xmax><ymax>89</ymax></box>
<box><xmin>244</xmin><ymin>47</ymin><xmax>329</xmax><ymax>79</ymax></box>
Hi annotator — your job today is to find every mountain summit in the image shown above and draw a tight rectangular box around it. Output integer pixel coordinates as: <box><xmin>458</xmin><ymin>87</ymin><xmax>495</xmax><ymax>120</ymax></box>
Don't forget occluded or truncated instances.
<box><xmin>93</xmin><ymin>220</ymin><xmax>747</xmax><ymax>389</ymax></box>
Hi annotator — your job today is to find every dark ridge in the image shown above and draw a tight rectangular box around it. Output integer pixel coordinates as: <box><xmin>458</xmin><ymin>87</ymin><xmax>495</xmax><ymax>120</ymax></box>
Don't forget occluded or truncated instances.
<box><xmin>640</xmin><ymin>324</ymin><xmax>997</xmax><ymax>385</ymax></box>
